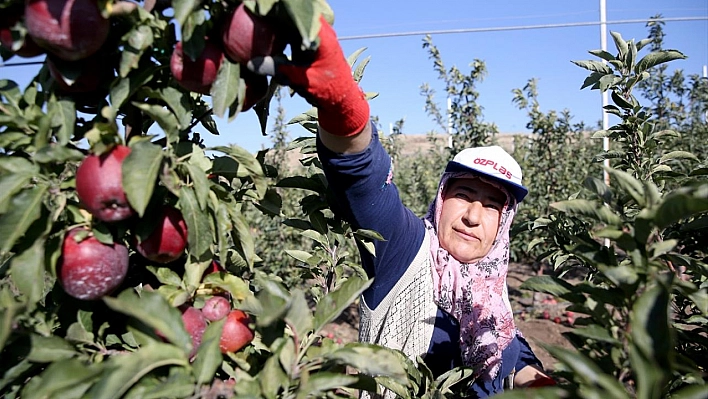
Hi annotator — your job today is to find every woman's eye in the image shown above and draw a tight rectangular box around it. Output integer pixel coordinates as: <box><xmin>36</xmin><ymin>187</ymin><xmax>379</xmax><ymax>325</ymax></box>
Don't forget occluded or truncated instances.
<box><xmin>485</xmin><ymin>203</ymin><xmax>502</xmax><ymax>211</ymax></box>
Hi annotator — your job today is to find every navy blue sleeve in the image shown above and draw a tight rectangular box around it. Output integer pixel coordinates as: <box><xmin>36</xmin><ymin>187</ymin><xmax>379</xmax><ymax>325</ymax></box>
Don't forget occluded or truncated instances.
<box><xmin>515</xmin><ymin>335</ymin><xmax>543</xmax><ymax>371</ymax></box>
<box><xmin>317</xmin><ymin>123</ymin><xmax>426</xmax><ymax>308</ymax></box>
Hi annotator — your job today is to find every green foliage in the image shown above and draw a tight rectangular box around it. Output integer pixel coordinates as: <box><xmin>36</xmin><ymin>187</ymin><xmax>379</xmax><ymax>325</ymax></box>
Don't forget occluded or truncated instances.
<box><xmin>520</xmin><ymin>23</ymin><xmax>708</xmax><ymax>398</ymax></box>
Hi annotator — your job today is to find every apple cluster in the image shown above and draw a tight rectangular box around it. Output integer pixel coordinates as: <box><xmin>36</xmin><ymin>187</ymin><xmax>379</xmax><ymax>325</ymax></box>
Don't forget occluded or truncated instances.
<box><xmin>177</xmin><ymin>301</ymin><xmax>255</xmax><ymax>359</ymax></box>
<box><xmin>170</xmin><ymin>2</ymin><xmax>282</xmax><ymax>110</ymax></box>
<box><xmin>1</xmin><ymin>0</ymin><xmax>280</xmax><ymax>106</ymax></box>
<box><xmin>58</xmin><ymin>145</ymin><xmax>189</xmax><ymax>301</ymax></box>
<box><xmin>60</xmin><ymin>144</ymin><xmax>256</xmax><ymax>355</ymax></box>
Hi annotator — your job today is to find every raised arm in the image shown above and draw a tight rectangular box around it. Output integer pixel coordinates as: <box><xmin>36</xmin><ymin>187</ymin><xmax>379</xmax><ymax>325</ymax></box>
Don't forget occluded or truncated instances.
<box><xmin>247</xmin><ymin>16</ymin><xmax>372</xmax><ymax>154</ymax></box>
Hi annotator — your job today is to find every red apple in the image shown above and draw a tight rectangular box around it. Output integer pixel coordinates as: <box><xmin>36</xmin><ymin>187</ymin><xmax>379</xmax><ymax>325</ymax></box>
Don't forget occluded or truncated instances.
<box><xmin>204</xmin><ymin>260</ymin><xmax>224</xmax><ymax>276</ymax></box>
<box><xmin>25</xmin><ymin>0</ymin><xmax>109</xmax><ymax>61</ymax></box>
<box><xmin>222</xmin><ymin>3</ymin><xmax>282</xmax><ymax>64</ymax></box>
<box><xmin>170</xmin><ymin>40</ymin><xmax>224</xmax><ymax>95</ymax></box>
<box><xmin>76</xmin><ymin>145</ymin><xmax>136</xmax><ymax>222</ymax></box>
<box><xmin>0</xmin><ymin>5</ymin><xmax>44</xmax><ymax>58</ymax></box>
<box><xmin>202</xmin><ymin>296</ymin><xmax>231</xmax><ymax>322</ymax></box>
<box><xmin>219</xmin><ymin>310</ymin><xmax>254</xmax><ymax>353</ymax></box>
<box><xmin>182</xmin><ymin>306</ymin><xmax>207</xmax><ymax>359</ymax></box>
<box><xmin>57</xmin><ymin>227</ymin><xmax>129</xmax><ymax>300</ymax></box>
<box><xmin>134</xmin><ymin>206</ymin><xmax>187</xmax><ymax>264</ymax></box>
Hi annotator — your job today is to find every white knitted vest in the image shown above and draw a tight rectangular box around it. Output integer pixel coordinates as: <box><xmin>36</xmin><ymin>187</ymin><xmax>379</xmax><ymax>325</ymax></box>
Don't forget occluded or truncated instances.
<box><xmin>359</xmin><ymin>232</ymin><xmax>437</xmax><ymax>398</ymax></box>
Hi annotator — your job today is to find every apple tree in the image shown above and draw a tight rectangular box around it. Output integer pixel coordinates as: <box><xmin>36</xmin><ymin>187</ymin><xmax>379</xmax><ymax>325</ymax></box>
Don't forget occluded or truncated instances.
<box><xmin>1</xmin><ymin>0</ymin><xmax>477</xmax><ymax>397</ymax></box>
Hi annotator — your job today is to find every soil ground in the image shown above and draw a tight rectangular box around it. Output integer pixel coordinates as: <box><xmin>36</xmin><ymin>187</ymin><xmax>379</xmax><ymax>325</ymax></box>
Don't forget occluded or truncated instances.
<box><xmin>322</xmin><ymin>262</ymin><xmax>574</xmax><ymax>372</ymax></box>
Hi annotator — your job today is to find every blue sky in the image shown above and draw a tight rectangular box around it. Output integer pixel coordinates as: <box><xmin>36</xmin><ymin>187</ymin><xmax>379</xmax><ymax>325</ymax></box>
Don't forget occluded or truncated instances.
<box><xmin>2</xmin><ymin>0</ymin><xmax>706</xmax><ymax>152</ymax></box>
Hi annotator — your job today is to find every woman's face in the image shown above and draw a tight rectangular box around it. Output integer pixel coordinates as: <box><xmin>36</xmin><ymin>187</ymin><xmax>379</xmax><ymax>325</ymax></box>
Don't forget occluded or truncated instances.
<box><xmin>437</xmin><ymin>178</ymin><xmax>505</xmax><ymax>263</ymax></box>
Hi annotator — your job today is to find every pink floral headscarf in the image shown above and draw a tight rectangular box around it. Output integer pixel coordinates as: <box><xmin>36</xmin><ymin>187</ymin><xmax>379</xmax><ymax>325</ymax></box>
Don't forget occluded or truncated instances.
<box><xmin>423</xmin><ymin>171</ymin><xmax>518</xmax><ymax>381</ymax></box>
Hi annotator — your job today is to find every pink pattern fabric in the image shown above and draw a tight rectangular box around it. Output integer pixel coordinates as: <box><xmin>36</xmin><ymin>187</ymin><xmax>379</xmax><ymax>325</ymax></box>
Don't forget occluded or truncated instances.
<box><xmin>423</xmin><ymin>171</ymin><xmax>518</xmax><ymax>381</ymax></box>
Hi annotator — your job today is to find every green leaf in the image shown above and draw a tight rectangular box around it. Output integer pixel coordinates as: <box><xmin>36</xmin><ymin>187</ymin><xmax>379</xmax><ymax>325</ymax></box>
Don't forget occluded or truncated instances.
<box><xmin>0</xmin><ymin>172</ymin><xmax>32</xmax><ymax>214</ymax></box>
<box><xmin>202</xmin><ymin>272</ymin><xmax>252</xmax><ymax>302</ymax></box>
<box><xmin>0</xmin><ymin>302</ymin><xmax>22</xmax><ymax>352</ymax></box>
<box><xmin>276</xmin><ymin>175</ymin><xmax>326</xmax><ymax>192</ymax></box>
<box><xmin>659</xmin><ymin>150</ymin><xmax>698</xmax><ymax>164</ymax></box>
<box><xmin>285</xmin><ymin>249</ymin><xmax>314</xmax><ymax>263</ymax></box>
<box><xmin>123</xmin><ymin>141</ymin><xmax>163</xmax><ymax>217</ymax></box>
<box><xmin>297</xmin><ymin>372</ymin><xmax>359</xmax><ymax>398</ymax></box>
<box><xmin>211</xmin><ymin>58</ymin><xmax>241</xmax><ymax>118</ymax></box>
<box><xmin>551</xmin><ymin>199</ymin><xmax>622</xmax><ymax>226</ymax></box>
<box><xmin>669</xmin><ymin>384</ymin><xmax>708</xmax><ymax>399</ymax></box>
<box><xmin>0</xmin><ymin>156</ymin><xmax>38</xmax><ymax>174</ymax></box>
<box><xmin>132</xmin><ymin>102</ymin><xmax>180</xmax><ymax>139</ymax></box>
<box><xmin>121</xmin><ymin>25</ymin><xmax>153</xmax><ymax>76</ymax></box>
<box><xmin>281</xmin><ymin>0</ymin><xmax>321</xmax><ymax>49</ymax></box>
<box><xmin>630</xmin><ymin>282</ymin><xmax>671</xmax><ymax>366</ymax></box>
<box><xmin>611</xmin><ymin>90</ymin><xmax>636</xmax><ymax>109</ymax></box>
<box><xmin>179</xmin><ymin>187</ymin><xmax>213</xmax><ymax>262</ymax></box>
<box><xmin>87</xmin><ymin>342</ymin><xmax>189</xmax><ymax>399</ymax></box>
<box><xmin>605</xmin><ymin>167</ymin><xmax>646</xmax><ymax>207</ymax></box>
<box><xmin>146</xmin><ymin>266</ymin><xmax>183</xmax><ymax>287</ymax></box>
<box><xmin>259</xmin><ymin>353</ymin><xmax>289</xmax><ymax>399</ymax></box>
<box><xmin>630</xmin><ymin>295</ymin><xmax>671</xmax><ymax>399</ymax></box>
<box><xmin>285</xmin><ymin>290</ymin><xmax>313</xmax><ymax>339</ymax></box>
<box><xmin>192</xmin><ymin>318</ymin><xmax>224</xmax><ymax>385</ymax></box>
<box><xmin>300</xmin><ymin>229</ymin><xmax>328</xmax><ymax>247</ymax></box>
<box><xmin>110</xmin><ymin>66</ymin><xmax>156</xmax><ymax>107</ymax></box>
<box><xmin>103</xmin><ymin>290</ymin><xmax>193</xmax><ymax>355</ymax></box>
<box><xmin>214</xmin><ymin>201</ymin><xmax>232</xmax><ymax>267</ymax></box>
<box><xmin>544</xmin><ymin>345</ymin><xmax>627</xmax><ymax>398</ymax></box>
<box><xmin>33</xmin><ymin>144</ymin><xmax>85</xmax><ymax>164</ymax></box>
<box><xmin>160</xmin><ymin>87</ymin><xmax>192</xmax><ymax>130</ymax></box>
<box><xmin>654</xmin><ymin>186</ymin><xmax>708</xmax><ymax>228</ymax></box>
<box><xmin>0</xmin><ymin>79</ymin><xmax>22</xmax><ymax>108</ymax></box>
<box><xmin>21</xmin><ymin>358</ymin><xmax>102</xmax><ymax>398</ymax></box>
<box><xmin>27</xmin><ymin>334</ymin><xmax>78</xmax><ymax>362</ymax></box>
<box><xmin>588</xmin><ymin>49</ymin><xmax>617</xmax><ymax>62</ymax></box>
<box><xmin>648</xmin><ymin>239</ymin><xmax>676</xmax><ymax>260</ymax></box>
<box><xmin>610</xmin><ymin>31</ymin><xmax>628</xmax><ymax>61</ymax></box>
<box><xmin>308</xmin><ymin>210</ymin><xmax>327</xmax><ymax>234</ymax></box>
<box><xmin>313</xmin><ymin>275</ymin><xmax>371</xmax><ymax>334</ymax></box>
<box><xmin>184</xmin><ymin>163</ymin><xmax>209</xmax><ymax>210</ymax></box>
<box><xmin>231</xmin><ymin>206</ymin><xmax>257</xmax><ymax>269</ymax></box>
<box><xmin>48</xmin><ymin>98</ymin><xmax>75</xmax><ymax>145</ymax></box>
<box><xmin>0</xmin><ymin>186</ymin><xmax>47</xmax><ymax>255</ymax></box>
<box><xmin>568</xmin><ymin>325</ymin><xmax>619</xmax><ymax>344</ymax></box>
<box><xmin>634</xmin><ymin>50</ymin><xmax>686</xmax><ymax>74</ymax></box>
<box><xmin>10</xmin><ymin>238</ymin><xmax>45</xmax><ymax>305</ymax></box>
<box><xmin>172</xmin><ymin>0</ymin><xmax>199</xmax><ymax>27</ymax></box>
<box><xmin>326</xmin><ymin>343</ymin><xmax>407</xmax><ymax>380</ymax></box>
<box><xmin>354</xmin><ymin>229</ymin><xmax>385</xmax><ymax>242</ymax></box>
<box><xmin>570</xmin><ymin>60</ymin><xmax>612</xmax><ymax>74</ymax></box>
<box><xmin>519</xmin><ymin>276</ymin><xmax>573</xmax><ymax>297</ymax></box>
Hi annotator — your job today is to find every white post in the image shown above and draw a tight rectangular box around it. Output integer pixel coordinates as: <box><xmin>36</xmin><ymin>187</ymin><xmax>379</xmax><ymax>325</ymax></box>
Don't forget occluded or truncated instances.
<box><xmin>600</xmin><ymin>0</ymin><xmax>611</xmax><ymax>248</ymax></box>
<box><xmin>447</xmin><ymin>97</ymin><xmax>453</xmax><ymax>148</ymax></box>
<box><xmin>600</xmin><ymin>0</ymin><xmax>610</xmax><ymax>186</ymax></box>
<box><xmin>704</xmin><ymin>66</ymin><xmax>708</xmax><ymax>123</ymax></box>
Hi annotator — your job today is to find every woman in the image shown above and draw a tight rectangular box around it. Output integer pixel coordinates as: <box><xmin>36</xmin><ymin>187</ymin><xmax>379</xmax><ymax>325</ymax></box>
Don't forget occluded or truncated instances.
<box><xmin>248</xmin><ymin>15</ymin><xmax>555</xmax><ymax>397</ymax></box>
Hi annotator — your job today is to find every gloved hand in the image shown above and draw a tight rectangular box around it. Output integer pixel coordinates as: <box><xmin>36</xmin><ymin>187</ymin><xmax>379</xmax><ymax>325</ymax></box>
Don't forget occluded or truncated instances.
<box><xmin>247</xmin><ymin>16</ymin><xmax>369</xmax><ymax>137</ymax></box>
<box><xmin>527</xmin><ymin>375</ymin><xmax>557</xmax><ymax>388</ymax></box>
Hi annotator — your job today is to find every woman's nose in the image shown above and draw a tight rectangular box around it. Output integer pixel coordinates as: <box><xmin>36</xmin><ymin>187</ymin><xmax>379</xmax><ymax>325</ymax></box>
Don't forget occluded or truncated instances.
<box><xmin>462</xmin><ymin>201</ymin><xmax>484</xmax><ymax>226</ymax></box>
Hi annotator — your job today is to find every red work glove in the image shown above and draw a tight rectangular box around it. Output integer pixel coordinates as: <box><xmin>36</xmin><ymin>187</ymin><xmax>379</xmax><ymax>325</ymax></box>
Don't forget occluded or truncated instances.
<box><xmin>247</xmin><ymin>16</ymin><xmax>369</xmax><ymax>137</ymax></box>
<box><xmin>527</xmin><ymin>375</ymin><xmax>557</xmax><ymax>388</ymax></box>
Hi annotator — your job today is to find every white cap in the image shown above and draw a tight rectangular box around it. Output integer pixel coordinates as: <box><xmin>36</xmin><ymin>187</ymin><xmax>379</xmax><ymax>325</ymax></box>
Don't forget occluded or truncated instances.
<box><xmin>445</xmin><ymin>146</ymin><xmax>528</xmax><ymax>202</ymax></box>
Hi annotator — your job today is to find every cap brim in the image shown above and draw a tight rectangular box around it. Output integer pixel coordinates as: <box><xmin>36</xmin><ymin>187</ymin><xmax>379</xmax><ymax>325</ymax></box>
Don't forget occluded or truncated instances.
<box><xmin>445</xmin><ymin>161</ymin><xmax>528</xmax><ymax>203</ymax></box>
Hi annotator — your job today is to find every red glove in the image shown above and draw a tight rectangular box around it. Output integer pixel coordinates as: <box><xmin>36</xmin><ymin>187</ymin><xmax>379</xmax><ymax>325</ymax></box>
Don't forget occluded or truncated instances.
<box><xmin>247</xmin><ymin>16</ymin><xmax>369</xmax><ymax>137</ymax></box>
<box><xmin>527</xmin><ymin>375</ymin><xmax>557</xmax><ymax>388</ymax></box>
